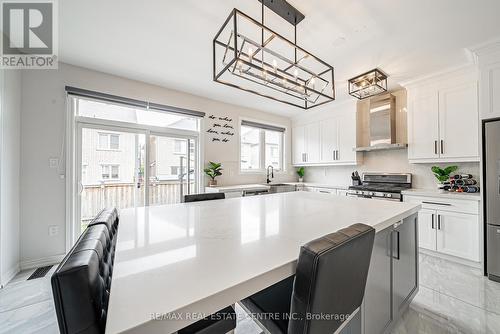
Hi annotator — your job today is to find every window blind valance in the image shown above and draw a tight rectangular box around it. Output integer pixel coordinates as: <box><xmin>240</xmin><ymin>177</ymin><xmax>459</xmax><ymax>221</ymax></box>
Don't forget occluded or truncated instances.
<box><xmin>241</xmin><ymin>120</ymin><xmax>286</xmax><ymax>133</ymax></box>
<box><xmin>65</xmin><ymin>86</ymin><xmax>205</xmax><ymax>118</ymax></box>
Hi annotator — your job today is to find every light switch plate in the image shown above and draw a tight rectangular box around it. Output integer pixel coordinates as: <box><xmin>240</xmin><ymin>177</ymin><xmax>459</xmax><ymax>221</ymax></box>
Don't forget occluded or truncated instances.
<box><xmin>48</xmin><ymin>225</ymin><xmax>59</xmax><ymax>236</ymax></box>
<box><xmin>49</xmin><ymin>158</ymin><xmax>59</xmax><ymax>169</ymax></box>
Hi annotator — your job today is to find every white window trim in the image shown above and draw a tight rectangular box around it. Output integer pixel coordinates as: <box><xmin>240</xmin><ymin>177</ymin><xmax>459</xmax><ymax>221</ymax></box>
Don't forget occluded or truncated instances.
<box><xmin>100</xmin><ymin>163</ymin><xmax>120</xmax><ymax>181</ymax></box>
<box><xmin>238</xmin><ymin>117</ymin><xmax>287</xmax><ymax>174</ymax></box>
<box><xmin>97</xmin><ymin>132</ymin><xmax>121</xmax><ymax>151</ymax></box>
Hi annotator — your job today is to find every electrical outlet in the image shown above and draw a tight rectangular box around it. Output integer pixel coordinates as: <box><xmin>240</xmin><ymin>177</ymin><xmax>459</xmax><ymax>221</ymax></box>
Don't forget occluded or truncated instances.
<box><xmin>48</xmin><ymin>225</ymin><xmax>59</xmax><ymax>237</ymax></box>
<box><xmin>49</xmin><ymin>158</ymin><xmax>59</xmax><ymax>169</ymax></box>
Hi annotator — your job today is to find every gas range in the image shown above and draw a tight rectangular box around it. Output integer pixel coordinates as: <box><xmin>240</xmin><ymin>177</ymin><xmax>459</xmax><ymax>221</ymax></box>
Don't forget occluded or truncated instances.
<box><xmin>347</xmin><ymin>173</ymin><xmax>412</xmax><ymax>201</ymax></box>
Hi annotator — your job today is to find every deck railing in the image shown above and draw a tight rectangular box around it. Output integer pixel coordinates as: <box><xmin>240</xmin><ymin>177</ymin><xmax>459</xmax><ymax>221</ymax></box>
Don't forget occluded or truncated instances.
<box><xmin>81</xmin><ymin>181</ymin><xmax>192</xmax><ymax>227</ymax></box>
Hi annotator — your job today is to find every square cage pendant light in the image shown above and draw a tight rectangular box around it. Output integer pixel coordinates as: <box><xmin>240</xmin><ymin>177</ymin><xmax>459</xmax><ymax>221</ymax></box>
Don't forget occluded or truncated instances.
<box><xmin>348</xmin><ymin>68</ymin><xmax>388</xmax><ymax>100</ymax></box>
<box><xmin>213</xmin><ymin>0</ymin><xmax>335</xmax><ymax>110</ymax></box>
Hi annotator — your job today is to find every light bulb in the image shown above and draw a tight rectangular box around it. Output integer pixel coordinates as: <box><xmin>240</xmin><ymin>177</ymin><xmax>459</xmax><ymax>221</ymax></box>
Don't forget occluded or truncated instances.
<box><xmin>294</xmin><ymin>68</ymin><xmax>298</xmax><ymax>79</ymax></box>
<box><xmin>272</xmin><ymin>59</ymin><xmax>277</xmax><ymax>72</ymax></box>
<box><xmin>310</xmin><ymin>78</ymin><xmax>315</xmax><ymax>88</ymax></box>
<box><xmin>248</xmin><ymin>47</ymin><xmax>254</xmax><ymax>60</ymax></box>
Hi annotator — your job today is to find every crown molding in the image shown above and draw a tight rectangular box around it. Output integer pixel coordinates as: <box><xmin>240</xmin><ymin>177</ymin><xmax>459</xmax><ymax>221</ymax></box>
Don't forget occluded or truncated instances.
<box><xmin>399</xmin><ymin>63</ymin><xmax>477</xmax><ymax>88</ymax></box>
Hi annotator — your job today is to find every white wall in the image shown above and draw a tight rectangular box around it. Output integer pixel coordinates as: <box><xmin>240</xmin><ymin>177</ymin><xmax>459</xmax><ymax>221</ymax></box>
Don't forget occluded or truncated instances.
<box><xmin>0</xmin><ymin>70</ymin><xmax>21</xmax><ymax>286</ymax></box>
<box><xmin>20</xmin><ymin>63</ymin><xmax>295</xmax><ymax>266</ymax></box>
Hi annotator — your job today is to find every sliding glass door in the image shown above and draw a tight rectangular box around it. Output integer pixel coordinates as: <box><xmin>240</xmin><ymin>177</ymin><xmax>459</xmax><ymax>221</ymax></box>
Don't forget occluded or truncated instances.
<box><xmin>71</xmin><ymin>96</ymin><xmax>202</xmax><ymax>237</ymax></box>
<box><xmin>78</xmin><ymin>126</ymin><xmax>146</xmax><ymax>231</ymax></box>
<box><xmin>76</xmin><ymin>125</ymin><xmax>199</xmax><ymax>233</ymax></box>
<box><xmin>148</xmin><ymin>135</ymin><xmax>196</xmax><ymax>206</ymax></box>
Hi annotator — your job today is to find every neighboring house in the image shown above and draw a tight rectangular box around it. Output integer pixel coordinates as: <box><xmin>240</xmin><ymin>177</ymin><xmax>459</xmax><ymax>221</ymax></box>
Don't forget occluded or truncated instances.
<box><xmin>79</xmin><ymin>100</ymin><xmax>198</xmax><ymax>186</ymax></box>
<box><xmin>81</xmin><ymin>129</ymin><xmax>137</xmax><ymax>185</ymax></box>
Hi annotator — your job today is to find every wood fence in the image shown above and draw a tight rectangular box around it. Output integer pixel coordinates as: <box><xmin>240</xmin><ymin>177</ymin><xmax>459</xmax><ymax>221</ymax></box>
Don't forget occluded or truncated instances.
<box><xmin>81</xmin><ymin>181</ymin><xmax>192</xmax><ymax>224</ymax></box>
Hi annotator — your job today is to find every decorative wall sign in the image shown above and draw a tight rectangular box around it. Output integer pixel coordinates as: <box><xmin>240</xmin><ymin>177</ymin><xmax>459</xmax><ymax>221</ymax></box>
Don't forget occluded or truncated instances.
<box><xmin>206</xmin><ymin>114</ymin><xmax>235</xmax><ymax>143</ymax></box>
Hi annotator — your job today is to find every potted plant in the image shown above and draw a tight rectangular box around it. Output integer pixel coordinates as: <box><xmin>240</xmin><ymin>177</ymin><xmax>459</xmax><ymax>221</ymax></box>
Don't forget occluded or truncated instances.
<box><xmin>297</xmin><ymin>167</ymin><xmax>305</xmax><ymax>182</ymax></box>
<box><xmin>431</xmin><ymin>165</ymin><xmax>458</xmax><ymax>188</ymax></box>
<box><xmin>204</xmin><ymin>161</ymin><xmax>223</xmax><ymax>187</ymax></box>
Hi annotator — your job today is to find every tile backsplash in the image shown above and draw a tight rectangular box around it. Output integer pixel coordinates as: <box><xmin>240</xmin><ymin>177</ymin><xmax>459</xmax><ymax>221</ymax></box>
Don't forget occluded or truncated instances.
<box><xmin>303</xmin><ymin>149</ymin><xmax>480</xmax><ymax>189</ymax></box>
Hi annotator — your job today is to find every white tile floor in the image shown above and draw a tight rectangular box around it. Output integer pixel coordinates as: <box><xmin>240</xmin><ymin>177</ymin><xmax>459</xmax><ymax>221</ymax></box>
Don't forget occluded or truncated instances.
<box><xmin>1</xmin><ymin>254</ymin><xmax>500</xmax><ymax>334</ymax></box>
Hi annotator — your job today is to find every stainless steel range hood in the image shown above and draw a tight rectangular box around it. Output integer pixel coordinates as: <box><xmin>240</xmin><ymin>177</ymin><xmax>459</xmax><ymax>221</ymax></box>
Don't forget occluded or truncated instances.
<box><xmin>354</xmin><ymin>93</ymin><xmax>408</xmax><ymax>152</ymax></box>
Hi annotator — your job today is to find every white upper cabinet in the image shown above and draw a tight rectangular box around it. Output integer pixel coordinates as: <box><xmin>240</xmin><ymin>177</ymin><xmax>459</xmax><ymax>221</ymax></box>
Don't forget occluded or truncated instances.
<box><xmin>408</xmin><ymin>92</ymin><xmax>439</xmax><ymax>160</ymax></box>
<box><xmin>292</xmin><ymin>125</ymin><xmax>306</xmax><ymax>164</ymax></box>
<box><xmin>336</xmin><ymin>111</ymin><xmax>357</xmax><ymax>163</ymax></box>
<box><xmin>320</xmin><ymin>118</ymin><xmax>337</xmax><ymax>163</ymax></box>
<box><xmin>292</xmin><ymin>107</ymin><xmax>360</xmax><ymax>166</ymax></box>
<box><xmin>473</xmin><ymin>42</ymin><xmax>500</xmax><ymax>120</ymax></box>
<box><xmin>405</xmin><ymin>66</ymin><xmax>479</xmax><ymax>163</ymax></box>
<box><xmin>305</xmin><ymin>123</ymin><xmax>320</xmax><ymax>163</ymax></box>
<box><xmin>438</xmin><ymin>82</ymin><xmax>479</xmax><ymax>159</ymax></box>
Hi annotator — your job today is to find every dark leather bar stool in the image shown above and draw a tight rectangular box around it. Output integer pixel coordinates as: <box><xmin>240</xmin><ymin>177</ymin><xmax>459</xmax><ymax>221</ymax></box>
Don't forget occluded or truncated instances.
<box><xmin>52</xmin><ymin>222</ymin><xmax>115</xmax><ymax>334</ymax></box>
<box><xmin>241</xmin><ymin>223</ymin><xmax>375</xmax><ymax>334</ymax></box>
<box><xmin>184</xmin><ymin>192</ymin><xmax>225</xmax><ymax>203</ymax></box>
<box><xmin>52</xmin><ymin>206</ymin><xmax>236</xmax><ymax>334</ymax></box>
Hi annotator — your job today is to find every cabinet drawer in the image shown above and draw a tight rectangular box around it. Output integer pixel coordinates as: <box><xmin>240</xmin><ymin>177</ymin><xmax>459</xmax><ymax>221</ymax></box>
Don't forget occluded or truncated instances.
<box><xmin>403</xmin><ymin>195</ymin><xmax>479</xmax><ymax>214</ymax></box>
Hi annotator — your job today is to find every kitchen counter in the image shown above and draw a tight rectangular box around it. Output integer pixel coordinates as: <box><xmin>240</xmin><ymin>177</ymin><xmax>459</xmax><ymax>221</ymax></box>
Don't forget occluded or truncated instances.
<box><xmin>205</xmin><ymin>183</ymin><xmax>270</xmax><ymax>193</ymax></box>
<box><xmin>106</xmin><ymin>192</ymin><xmax>420</xmax><ymax>333</ymax></box>
<box><xmin>402</xmin><ymin>188</ymin><xmax>481</xmax><ymax>201</ymax></box>
<box><xmin>283</xmin><ymin>182</ymin><xmax>349</xmax><ymax>190</ymax></box>
<box><xmin>205</xmin><ymin>182</ymin><xmax>349</xmax><ymax>194</ymax></box>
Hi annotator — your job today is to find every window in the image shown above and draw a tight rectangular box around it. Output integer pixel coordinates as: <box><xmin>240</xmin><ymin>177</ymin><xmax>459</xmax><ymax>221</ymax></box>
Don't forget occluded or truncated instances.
<box><xmin>97</xmin><ymin>133</ymin><xmax>120</xmax><ymax>150</ymax></box>
<box><xmin>101</xmin><ymin>164</ymin><xmax>120</xmax><ymax>180</ymax></box>
<box><xmin>173</xmin><ymin>139</ymin><xmax>186</xmax><ymax>154</ymax></box>
<box><xmin>77</xmin><ymin>98</ymin><xmax>199</xmax><ymax>131</ymax></box>
<box><xmin>265</xmin><ymin>130</ymin><xmax>282</xmax><ymax>170</ymax></box>
<box><xmin>240</xmin><ymin>126</ymin><xmax>261</xmax><ymax>170</ymax></box>
<box><xmin>240</xmin><ymin>120</ymin><xmax>285</xmax><ymax>172</ymax></box>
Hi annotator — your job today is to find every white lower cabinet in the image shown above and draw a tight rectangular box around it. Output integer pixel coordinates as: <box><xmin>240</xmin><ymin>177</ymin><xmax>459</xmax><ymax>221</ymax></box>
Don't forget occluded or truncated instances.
<box><xmin>299</xmin><ymin>186</ymin><xmax>348</xmax><ymax>196</ymax></box>
<box><xmin>436</xmin><ymin>211</ymin><xmax>480</xmax><ymax>261</ymax></box>
<box><xmin>417</xmin><ymin>209</ymin><xmax>437</xmax><ymax>251</ymax></box>
<box><xmin>405</xmin><ymin>194</ymin><xmax>481</xmax><ymax>263</ymax></box>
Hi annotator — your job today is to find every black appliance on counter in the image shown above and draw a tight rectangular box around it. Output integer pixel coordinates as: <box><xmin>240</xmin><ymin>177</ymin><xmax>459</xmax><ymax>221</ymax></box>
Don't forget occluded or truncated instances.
<box><xmin>347</xmin><ymin>172</ymin><xmax>412</xmax><ymax>201</ymax></box>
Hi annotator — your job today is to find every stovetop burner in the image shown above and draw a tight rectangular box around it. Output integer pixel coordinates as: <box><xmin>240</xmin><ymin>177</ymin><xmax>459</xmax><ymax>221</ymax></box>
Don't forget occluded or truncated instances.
<box><xmin>348</xmin><ymin>184</ymin><xmax>411</xmax><ymax>193</ymax></box>
<box><xmin>347</xmin><ymin>173</ymin><xmax>412</xmax><ymax>201</ymax></box>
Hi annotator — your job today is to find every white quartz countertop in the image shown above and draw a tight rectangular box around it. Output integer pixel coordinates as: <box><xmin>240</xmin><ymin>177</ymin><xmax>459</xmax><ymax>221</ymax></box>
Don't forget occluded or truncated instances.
<box><xmin>402</xmin><ymin>189</ymin><xmax>481</xmax><ymax>201</ymax></box>
<box><xmin>205</xmin><ymin>182</ymin><xmax>348</xmax><ymax>193</ymax></box>
<box><xmin>106</xmin><ymin>192</ymin><xmax>420</xmax><ymax>333</ymax></box>
<box><xmin>285</xmin><ymin>182</ymin><xmax>349</xmax><ymax>190</ymax></box>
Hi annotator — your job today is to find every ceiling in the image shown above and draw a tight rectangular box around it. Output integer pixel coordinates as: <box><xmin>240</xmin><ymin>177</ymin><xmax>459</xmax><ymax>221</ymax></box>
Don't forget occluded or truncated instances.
<box><xmin>60</xmin><ymin>0</ymin><xmax>500</xmax><ymax>117</ymax></box>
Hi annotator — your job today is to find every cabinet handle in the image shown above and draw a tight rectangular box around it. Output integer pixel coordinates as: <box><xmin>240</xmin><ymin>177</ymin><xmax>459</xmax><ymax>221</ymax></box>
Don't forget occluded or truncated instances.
<box><xmin>337</xmin><ymin>150</ymin><xmax>340</xmax><ymax>161</ymax></box>
<box><xmin>422</xmin><ymin>201</ymin><xmax>452</xmax><ymax>206</ymax></box>
<box><xmin>393</xmin><ymin>230</ymin><xmax>401</xmax><ymax>260</ymax></box>
<box><xmin>437</xmin><ymin>215</ymin><xmax>441</xmax><ymax>230</ymax></box>
<box><xmin>434</xmin><ymin>140</ymin><xmax>438</xmax><ymax>155</ymax></box>
<box><xmin>431</xmin><ymin>214</ymin><xmax>435</xmax><ymax>229</ymax></box>
<box><xmin>440</xmin><ymin>140</ymin><xmax>444</xmax><ymax>154</ymax></box>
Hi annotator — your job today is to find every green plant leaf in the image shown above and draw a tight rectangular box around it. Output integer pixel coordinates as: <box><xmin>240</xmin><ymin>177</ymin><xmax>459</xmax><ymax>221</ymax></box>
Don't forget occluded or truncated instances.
<box><xmin>431</xmin><ymin>166</ymin><xmax>445</xmax><ymax>176</ymax></box>
<box><xmin>443</xmin><ymin>165</ymin><xmax>458</xmax><ymax>175</ymax></box>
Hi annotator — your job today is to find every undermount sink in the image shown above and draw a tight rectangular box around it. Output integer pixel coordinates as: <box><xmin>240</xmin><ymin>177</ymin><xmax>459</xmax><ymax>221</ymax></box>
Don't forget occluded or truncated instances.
<box><xmin>263</xmin><ymin>183</ymin><xmax>296</xmax><ymax>193</ymax></box>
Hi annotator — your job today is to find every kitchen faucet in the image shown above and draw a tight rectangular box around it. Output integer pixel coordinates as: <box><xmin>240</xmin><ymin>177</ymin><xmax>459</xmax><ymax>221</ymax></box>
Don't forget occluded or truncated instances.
<box><xmin>266</xmin><ymin>165</ymin><xmax>274</xmax><ymax>184</ymax></box>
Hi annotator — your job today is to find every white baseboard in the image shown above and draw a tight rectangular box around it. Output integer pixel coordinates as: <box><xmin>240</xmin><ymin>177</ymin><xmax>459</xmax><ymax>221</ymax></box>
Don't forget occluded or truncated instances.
<box><xmin>1</xmin><ymin>264</ymin><xmax>20</xmax><ymax>288</ymax></box>
<box><xmin>20</xmin><ymin>254</ymin><xmax>65</xmax><ymax>271</ymax></box>
<box><xmin>419</xmin><ymin>248</ymin><xmax>482</xmax><ymax>269</ymax></box>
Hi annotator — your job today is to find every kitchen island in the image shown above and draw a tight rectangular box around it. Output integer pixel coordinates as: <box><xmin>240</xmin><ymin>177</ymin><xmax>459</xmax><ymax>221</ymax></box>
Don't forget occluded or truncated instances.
<box><xmin>106</xmin><ymin>191</ymin><xmax>420</xmax><ymax>334</ymax></box>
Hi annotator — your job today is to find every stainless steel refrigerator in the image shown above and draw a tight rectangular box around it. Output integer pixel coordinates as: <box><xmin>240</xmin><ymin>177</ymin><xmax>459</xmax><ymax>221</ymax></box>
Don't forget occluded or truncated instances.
<box><xmin>485</xmin><ymin>120</ymin><xmax>500</xmax><ymax>282</ymax></box>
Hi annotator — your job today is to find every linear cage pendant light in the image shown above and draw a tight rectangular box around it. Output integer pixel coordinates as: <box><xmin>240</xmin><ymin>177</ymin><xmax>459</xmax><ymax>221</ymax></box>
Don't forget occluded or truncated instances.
<box><xmin>213</xmin><ymin>0</ymin><xmax>335</xmax><ymax>109</ymax></box>
<box><xmin>348</xmin><ymin>68</ymin><xmax>388</xmax><ymax>100</ymax></box>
